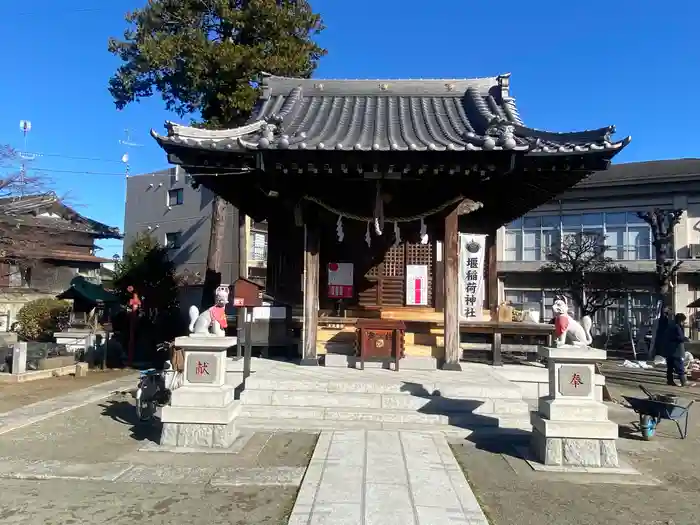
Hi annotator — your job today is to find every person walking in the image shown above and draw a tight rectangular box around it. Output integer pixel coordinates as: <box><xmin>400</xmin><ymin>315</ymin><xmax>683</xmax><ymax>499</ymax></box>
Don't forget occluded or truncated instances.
<box><xmin>665</xmin><ymin>313</ymin><xmax>688</xmax><ymax>387</ymax></box>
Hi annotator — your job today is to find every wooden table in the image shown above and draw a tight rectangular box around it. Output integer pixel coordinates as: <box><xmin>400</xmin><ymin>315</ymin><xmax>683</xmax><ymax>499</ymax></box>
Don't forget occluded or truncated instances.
<box><xmin>459</xmin><ymin>321</ymin><xmax>555</xmax><ymax>366</ymax></box>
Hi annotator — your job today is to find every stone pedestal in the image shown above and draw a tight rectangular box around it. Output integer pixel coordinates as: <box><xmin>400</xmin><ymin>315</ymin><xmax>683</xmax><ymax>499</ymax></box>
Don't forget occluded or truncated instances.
<box><xmin>11</xmin><ymin>342</ymin><xmax>27</xmax><ymax>375</ymax></box>
<box><xmin>530</xmin><ymin>346</ymin><xmax>619</xmax><ymax>468</ymax></box>
<box><xmin>160</xmin><ymin>335</ymin><xmax>240</xmax><ymax>449</ymax></box>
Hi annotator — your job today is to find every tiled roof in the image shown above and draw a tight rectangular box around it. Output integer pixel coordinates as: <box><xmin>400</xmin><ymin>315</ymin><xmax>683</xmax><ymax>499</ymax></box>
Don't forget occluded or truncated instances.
<box><xmin>576</xmin><ymin>158</ymin><xmax>700</xmax><ymax>188</ymax></box>
<box><xmin>0</xmin><ymin>193</ymin><xmax>122</xmax><ymax>239</ymax></box>
<box><xmin>152</xmin><ymin>73</ymin><xmax>630</xmax><ymax>155</ymax></box>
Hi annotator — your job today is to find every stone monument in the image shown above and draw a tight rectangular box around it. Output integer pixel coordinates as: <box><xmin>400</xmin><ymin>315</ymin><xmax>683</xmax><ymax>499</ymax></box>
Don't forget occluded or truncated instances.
<box><xmin>530</xmin><ymin>299</ymin><xmax>619</xmax><ymax>468</ymax></box>
<box><xmin>160</xmin><ymin>286</ymin><xmax>240</xmax><ymax>449</ymax></box>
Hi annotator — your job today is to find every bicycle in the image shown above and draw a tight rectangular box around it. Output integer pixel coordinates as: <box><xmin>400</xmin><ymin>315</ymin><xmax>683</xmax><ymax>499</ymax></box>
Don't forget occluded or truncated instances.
<box><xmin>135</xmin><ymin>341</ymin><xmax>180</xmax><ymax>422</ymax></box>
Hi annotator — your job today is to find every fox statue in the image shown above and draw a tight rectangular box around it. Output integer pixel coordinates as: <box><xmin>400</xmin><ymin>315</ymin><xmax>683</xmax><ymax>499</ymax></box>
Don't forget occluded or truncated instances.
<box><xmin>551</xmin><ymin>296</ymin><xmax>593</xmax><ymax>347</ymax></box>
<box><xmin>188</xmin><ymin>286</ymin><xmax>229</xmax><ymax>337</ymax></box>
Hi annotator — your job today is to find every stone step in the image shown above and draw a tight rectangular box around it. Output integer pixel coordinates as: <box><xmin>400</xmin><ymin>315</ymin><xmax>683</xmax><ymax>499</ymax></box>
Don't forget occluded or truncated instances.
<box><xmin>240</xmin><ymin>389</ymin><xmax>529</xmax><ymax>416</ymax></box>
<box><xmin>243</xmin><ymin>377</ymin><xmax>523</xmax><ymax>399</ymax></box>
<box><xmin>323</xmin><ymin>354</ymin><xmax>438</xmax><ymax>370</ymax></box>
<box><xmin>236</xmin><ymin>416</ymin><xmax>531</xmax><ymax>438</ymax></box>
<box><xmin>239</xmin><ymin>404</ymin><xmax>530</xmax><ymax>428</ymax></box>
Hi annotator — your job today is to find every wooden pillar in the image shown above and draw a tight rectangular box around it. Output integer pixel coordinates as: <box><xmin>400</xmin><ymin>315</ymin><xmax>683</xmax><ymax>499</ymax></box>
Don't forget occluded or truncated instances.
<box><xmin>487</xmin><ymin>234</ymin><xmax>498</xmax><ymax>315</ymax></box>
<box><xmin>238</xmin><ymin>213</ymin><xmax>249</xmax><ymax>280</ymax></box>
<box><xmin>434</xmin><ymin>240</ymin><xmax>444</xmax><ymax>312</ymax></box>
<box><xmin>442</xmin><ymin>207</ymin><xmax>461</xmax><ymax>371</ymax></box>
<box><xmin>301</xmin><ymin>223</ymin><xmax>320</xmax><ymax>365</ymax></box>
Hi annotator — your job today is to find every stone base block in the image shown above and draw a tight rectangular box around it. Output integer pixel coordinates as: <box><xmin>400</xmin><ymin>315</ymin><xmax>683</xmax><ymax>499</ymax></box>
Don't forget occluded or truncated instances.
<box><xmin>531</xmin><ymin>413</ymin><xmax>618</xmax><ymax>439</ymax></box>
<box><xmin>170</xmin><ymin>385</ymin><xmax>236</xmax><ymax>408</ymax></box>
<box><xmin>161</xmin><ymin>400</ymin><xmax>241</xmax><ymax>425</ymax></box>
<box><xmin>160</xmin><ymin>419</ymin><xmax>238</xmax><ymax>449</ymax></box>
<box><xmin>538</xmin><ymin>398</ymin><xmax>609</xmax><ymax>422</ymax></box>
<box><xmin>175</xmin><ymin>335</ymin><xmax>238</xmax><ymax>349</ymax></box>
<box><xmin>75</xmin><ymin>362</ymin><xmax>89</xmax><ymax>377</ymax></box>
<box><xmin>530</xmin><ymin>428</ymin><xmax>619</xmax><ymax>468</ymax></box>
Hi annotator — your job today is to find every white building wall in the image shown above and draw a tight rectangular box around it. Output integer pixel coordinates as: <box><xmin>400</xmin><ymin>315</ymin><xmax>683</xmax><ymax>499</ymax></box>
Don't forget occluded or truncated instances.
<box><xmin>495</xmin><ymin>175</ymin><xmax>700</xmax><ymax>338</ymax></box>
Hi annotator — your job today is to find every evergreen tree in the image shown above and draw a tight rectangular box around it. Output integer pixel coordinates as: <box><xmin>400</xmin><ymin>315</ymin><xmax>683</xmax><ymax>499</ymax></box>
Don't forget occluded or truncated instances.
<box><xmin>113</xmin><ymin>233</ymin><xmax>182</xmax><ymax>353</ymax></box>
<box><xmin>108</xmin><ymin>0</ymin><xmax>326</xmax><ymax>305</ymax></box>
<box><xmin>114</xmin><ymin>233</ymin><xmax>179</xmax><ymax>314</ymax></box>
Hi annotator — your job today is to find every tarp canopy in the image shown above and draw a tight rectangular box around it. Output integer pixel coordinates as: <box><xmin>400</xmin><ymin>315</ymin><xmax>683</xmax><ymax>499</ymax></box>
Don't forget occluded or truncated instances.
<box><xmin>56</xmin><ymin>276</ymin><xmax>120</xmax><ymax>305</ymax></box>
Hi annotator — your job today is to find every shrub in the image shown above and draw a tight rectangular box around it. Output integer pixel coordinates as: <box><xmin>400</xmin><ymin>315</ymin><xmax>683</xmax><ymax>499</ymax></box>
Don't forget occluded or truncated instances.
<box><xmin>16</xmin><ymin>298</ymin><xmax>71</xmax><ymax>341</ymax></box>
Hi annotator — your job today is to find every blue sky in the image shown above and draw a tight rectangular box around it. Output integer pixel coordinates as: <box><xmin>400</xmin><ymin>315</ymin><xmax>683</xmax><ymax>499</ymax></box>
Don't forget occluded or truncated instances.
<box><xmin>0</xmin><ymin>1</ymin><xmax>697</xmax><ymax>256</ymax></box>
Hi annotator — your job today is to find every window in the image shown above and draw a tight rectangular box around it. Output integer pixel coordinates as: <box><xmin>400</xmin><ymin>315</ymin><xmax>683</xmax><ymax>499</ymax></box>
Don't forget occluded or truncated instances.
<box><xmin>165</xmin><ymin>232</ymin><xmax>181</xmax><ymax>249</ymax></box>
<box><xmin>168</xmin><ymin>188</ymin><xmax>184</xmax><ymax>206</ymax></box>
<box><xmin>250</xmin><ymin>232</ymin><xmax>267</xmax><ymax>262</ymax></box>
<box><xmin>504</xmin><ymin>211</ymin><xmax>653</xmax><ymax>261</ymax></box>
<box><xmin>504</xmin><ymin>289</ymin><xmax>543</xmax><ymax>308</ymax></box>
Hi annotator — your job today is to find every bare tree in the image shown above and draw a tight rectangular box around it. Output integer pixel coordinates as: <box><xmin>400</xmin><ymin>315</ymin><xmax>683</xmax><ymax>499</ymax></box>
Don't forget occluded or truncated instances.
<box><xmin>540</xmin><ymin>232</ymin><xmax>629</xmax><ymax>318</ymax></box>
<box><xmin>636</xmin><ymin>209</ymin><xmax>683</xmax><ymax>357</ymax></box>
<box><xmin>636</xmin><ymin>209</ymin><xmax>683</xmax><ymax>303</ymax></box>
<box><xmin>0</xmin><ymin>145</ymin><xmax>60</xmax><ymax>284</ymax></box>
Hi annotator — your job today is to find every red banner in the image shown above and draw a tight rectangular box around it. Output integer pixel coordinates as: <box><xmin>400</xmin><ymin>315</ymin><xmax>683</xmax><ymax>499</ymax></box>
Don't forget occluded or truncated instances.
<box><xmin>328</xmin><ymin>285</ymin><xmax>353</xmax><ymax>299</ymax></box>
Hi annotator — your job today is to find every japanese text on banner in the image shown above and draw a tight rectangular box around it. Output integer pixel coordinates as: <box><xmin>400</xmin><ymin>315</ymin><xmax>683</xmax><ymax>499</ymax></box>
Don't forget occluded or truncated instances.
<box><xmin>458</xmin><ymin>234</ymin><xmax>487</xmax><ymax>320</ymax></box>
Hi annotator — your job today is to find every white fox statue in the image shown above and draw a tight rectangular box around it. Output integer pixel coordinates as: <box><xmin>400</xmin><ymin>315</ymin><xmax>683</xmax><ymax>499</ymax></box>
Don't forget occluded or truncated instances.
<box><xmin>551</xmin><ymin>296</ymin><xmax>593</xmax><ymax>347</ymax></box>
<box><xmin>188</xmin><ymin>286</ymin><xmax>229</xmax><ymax>337</ymax></box>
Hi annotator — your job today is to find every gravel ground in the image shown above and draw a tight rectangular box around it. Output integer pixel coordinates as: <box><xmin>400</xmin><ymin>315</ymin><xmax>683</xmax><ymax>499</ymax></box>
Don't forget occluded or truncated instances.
<box><xmin>0</xmin><ymin>369</ymin><xmax>134</xmax><ymax>413</ymax></box>
<box><xmin>452</xmin><ymin>381</ymin><xmax>700</xmax><ymax>525</ymax></box>
<box><xmin>0</xmin><ymin>392</ymin><xmax>318</xmax><ymax>525</ymax></box>
<box><xmin>0</xmin><ymin>479</ymin><xmax>298</xmax><ymax>525</ymax></box>
<box><xmin>0</xmin><ymin>392</ymin><xmax>318</xmax><ymax>468</ymax></box>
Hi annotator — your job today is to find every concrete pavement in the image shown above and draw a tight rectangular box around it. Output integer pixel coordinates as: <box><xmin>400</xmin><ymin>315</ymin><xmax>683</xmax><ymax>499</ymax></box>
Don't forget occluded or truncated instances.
<box><xmin>288</xmin><ymin>430</ymin><xmax>489</xmax><ymax>525</ymax></box>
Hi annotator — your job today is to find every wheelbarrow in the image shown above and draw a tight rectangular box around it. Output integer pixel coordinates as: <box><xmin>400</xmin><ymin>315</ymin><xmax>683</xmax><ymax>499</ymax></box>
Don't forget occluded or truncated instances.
<box><xmin>622</xmin><ymin>385</ymin><xmax>694</xmax><ymax>441</ymax></box>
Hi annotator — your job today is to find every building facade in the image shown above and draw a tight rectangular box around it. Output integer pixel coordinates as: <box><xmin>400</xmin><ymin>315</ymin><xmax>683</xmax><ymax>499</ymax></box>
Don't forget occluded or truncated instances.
<box><xmin>0</xmin><ymin>194</ymin><xmax>122</xmax><ymax>330</ymax></box>
<box><xmin>495</xmin><ymin>159</ymin><xmax>700</xmax><ymax>338</ymax></box>
<box><xmin>123</xmin><ymin>167</ymin><xmax>268</xmax><ymax>288</ymax></box>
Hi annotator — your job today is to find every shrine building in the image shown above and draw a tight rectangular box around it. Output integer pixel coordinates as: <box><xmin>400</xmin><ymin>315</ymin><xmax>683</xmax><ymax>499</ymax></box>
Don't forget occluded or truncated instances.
<box><xmin>152</xmin><ymin>73</ymin><xmax>630</xmax><ymax>369</ymax></box>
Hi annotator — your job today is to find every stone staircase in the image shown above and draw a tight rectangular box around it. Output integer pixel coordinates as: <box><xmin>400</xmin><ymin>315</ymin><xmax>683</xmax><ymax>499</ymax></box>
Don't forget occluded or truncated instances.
<box><xmin>235</xmin><ymin>360</ymin><xmax>532</xmax><ymax>437</ymax></box>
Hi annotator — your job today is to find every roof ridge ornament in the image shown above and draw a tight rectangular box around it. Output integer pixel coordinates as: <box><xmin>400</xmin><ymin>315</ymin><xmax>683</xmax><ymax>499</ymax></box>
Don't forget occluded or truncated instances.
<box><xmin>497</xmin><ymin>73</ymin><xmax>511</xmax><ymax>101</ymax></box>
<box><xmin>604</xmin><ymin>125</ymin><xmax>616</xmax><ymax>142</ymax></box>
<box><xmin>486</xmin><ymin>118</ymin><xmax>517</xmax><ymax>150</ymax></box>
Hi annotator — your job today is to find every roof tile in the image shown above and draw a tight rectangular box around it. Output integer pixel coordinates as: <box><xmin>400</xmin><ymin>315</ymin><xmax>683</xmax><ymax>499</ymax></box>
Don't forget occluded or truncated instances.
<box><xmin>152</xmin><ymin>74</ymin><xmax>630</xmax><ymax>155</ymax></box>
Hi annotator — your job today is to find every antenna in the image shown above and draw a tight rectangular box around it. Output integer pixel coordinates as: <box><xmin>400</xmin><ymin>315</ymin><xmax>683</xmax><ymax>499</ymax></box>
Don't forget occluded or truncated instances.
<box><xmin>17</xmin><ymin>120</ymin><xmax>35</xmax><ymax>198</ymax></box>
<box><xmin>119</xmin><ymin>128</ymin><xmax>143</xmax><ymax>177</ymax></box>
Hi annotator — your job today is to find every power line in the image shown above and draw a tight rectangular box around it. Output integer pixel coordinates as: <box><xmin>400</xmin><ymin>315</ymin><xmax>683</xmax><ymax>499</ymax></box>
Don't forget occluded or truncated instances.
<box><xmin>3</xmin><ymin>166</ymin><xmax>127</xmax><ymax>177</ymax></box>
<box><xmin>18</xmin><ymin>151</ymin><xmax>125</xmax><ymax>164</ymax></box>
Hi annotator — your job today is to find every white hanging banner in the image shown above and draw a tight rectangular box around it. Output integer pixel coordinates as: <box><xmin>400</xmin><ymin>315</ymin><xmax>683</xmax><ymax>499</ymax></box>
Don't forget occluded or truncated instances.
<box><xmin>459</xmin><ymin>234</ymin><xmax>487</xmax><ymax>321</ymax></box>
<box><xmin>327</xmin><ymin>262</ymin><xmax>354</xmax><ymax>299</ymax></box>
<box><xmin>406</xmin><ymin>264</ymin><xmax>429</xmax><ymax>306</ymax></box>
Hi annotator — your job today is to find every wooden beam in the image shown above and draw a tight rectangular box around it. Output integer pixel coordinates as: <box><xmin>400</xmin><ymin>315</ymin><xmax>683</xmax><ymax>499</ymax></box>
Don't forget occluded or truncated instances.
<box><xmin>301</xmin><ymin>223</ymin><xmax>320</xmax><ymax>365</ymax></box>
<box><xmin>442</xmin><ymin>206</ymin><xmax>461</xmax><ymax>371</ymax></box>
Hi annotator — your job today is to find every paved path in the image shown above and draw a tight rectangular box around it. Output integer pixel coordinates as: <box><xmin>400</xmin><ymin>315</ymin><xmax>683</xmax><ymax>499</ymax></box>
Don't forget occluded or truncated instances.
<box><xmin>288</xmin><ymin>430</ymin><xmax>489</xmax><ymax>525</ymax></box>
<box><xmin>0</xmin><ymin>374</ymin><xmax>137</xmax><ymax>435</ymax></box>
